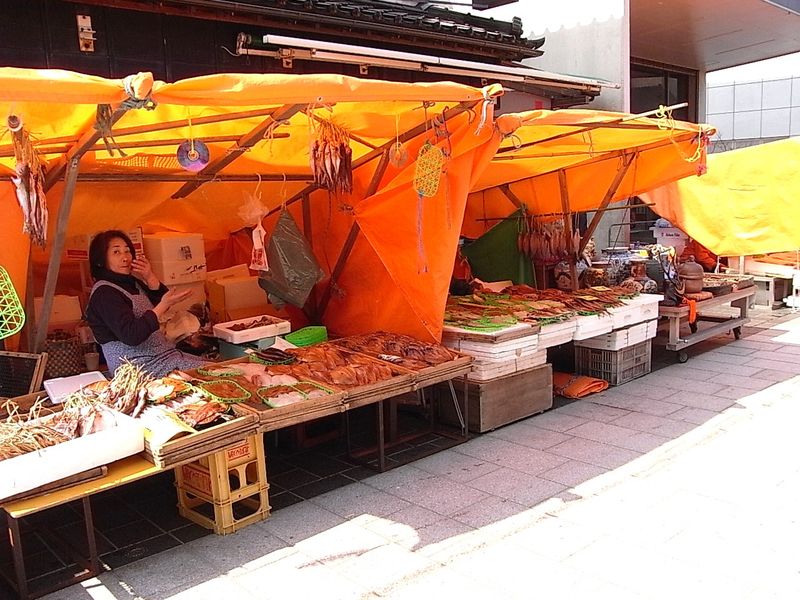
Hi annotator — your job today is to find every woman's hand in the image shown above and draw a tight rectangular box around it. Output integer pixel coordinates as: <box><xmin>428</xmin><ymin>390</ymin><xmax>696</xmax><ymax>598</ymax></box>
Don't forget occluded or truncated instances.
<box><xmin>131</xmin><ymin>254</ymin><xmax>160</xmax><ymax>289</ymax></box>
<box><xmin>150</xmin><ymin>288</ymin><xmax>193</xmax><ymax>321</ymax></box>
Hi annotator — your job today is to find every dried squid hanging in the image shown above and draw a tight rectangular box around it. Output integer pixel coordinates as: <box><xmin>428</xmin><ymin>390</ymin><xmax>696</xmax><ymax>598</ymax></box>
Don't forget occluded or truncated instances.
<box><xmin>8</xmin><ymin>115</ymin><xmax>48</xmax><ymax>247</ymax></box>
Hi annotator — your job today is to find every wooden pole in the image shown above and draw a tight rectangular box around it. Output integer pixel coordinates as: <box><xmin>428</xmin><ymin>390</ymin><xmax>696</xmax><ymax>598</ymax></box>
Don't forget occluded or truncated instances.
<box><xmin>171</xmin><ymin>103</ymin><xmax>304</xmax><ymax>199</ymax></box>
<box><xmin>35</xmin><ymin>158</ymin><xmax>81</xmax><ymax>352</ymax></box>
<box><xmin>75</xmin><ymin>173</ymin><xmax>312</xmax><ymax>183</ymax></box>
<box><xmin>316</xmin><ymin>148</ymin><xmax>394</xmax><ymax>317</ymax></box>
<box><xmin>557</xmin><ymin>170</ymin><xmax>579</xmax><ymax>290</ymax></box>
<box><xmin>499</xmin><ymin>184</ymin><xmax>526</xmax><ymax>212</ymax></box>
<box><xmin>578</xmin><ymin>153</ymin><xmax>636</xmax><ymax>255</ymax></box>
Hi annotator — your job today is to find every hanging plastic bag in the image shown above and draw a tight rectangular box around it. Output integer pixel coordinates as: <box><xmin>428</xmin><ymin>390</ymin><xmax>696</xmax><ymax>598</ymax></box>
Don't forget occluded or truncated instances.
<box><xmin>250</xmin><ymin>222</ymin><xmax>269</xmax><ymax>271</ymax></box>
<box><xmin>258</xmin><ymin>208</ymin><xmax>325</xmax><ymax>309</ymax></box>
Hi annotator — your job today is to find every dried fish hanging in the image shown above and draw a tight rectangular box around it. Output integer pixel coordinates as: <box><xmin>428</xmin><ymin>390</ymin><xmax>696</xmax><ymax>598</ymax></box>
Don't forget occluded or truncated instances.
<box><xmin>389</xmin><ymin>112</ymin><xmax>409</xmax><ymax>169</ymax></box>
<box><xmin>7</xmin><ymin>114</ymin><xmax>48</xmax><ymax>247</ymax></box>
<box><xmin>309</xmin><ymin>112</ymin><xmax>353</xmax><ymax>195</ymax></box>
<box><xmin>523</xmin><ymin>215</ymin><xmax>580</xmax><ymax>265</ymax></box>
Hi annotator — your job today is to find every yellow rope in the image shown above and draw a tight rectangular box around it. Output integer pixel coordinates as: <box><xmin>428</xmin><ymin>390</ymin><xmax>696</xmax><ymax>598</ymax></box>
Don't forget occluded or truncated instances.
<box><xmin>655</xmin><ymin>104</ymin><xmax>709</xmax><ymax>164</ymax></box>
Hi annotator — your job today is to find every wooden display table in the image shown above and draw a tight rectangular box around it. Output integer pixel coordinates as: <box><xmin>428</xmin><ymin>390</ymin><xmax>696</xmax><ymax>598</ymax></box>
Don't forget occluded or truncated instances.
<box><xmin>658</xmin><ymin>287</ymin><xmax>756</xmax><ymax>362</ymax></box>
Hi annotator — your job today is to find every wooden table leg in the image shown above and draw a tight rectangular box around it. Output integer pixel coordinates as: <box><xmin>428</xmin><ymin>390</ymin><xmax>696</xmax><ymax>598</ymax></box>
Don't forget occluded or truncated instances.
<box><xmin>668</xmin><ymin>315</ymin><xmax>681</xmax><ymax>347</ymax></box>
<box><xmin>82</xmin><ymin>497</ymin><xmax>99</xmax><ymax>577</ymax></box>
<box><xmin>7</xmin><ymin>511</ymin><xmax>29</xmax><ymax>600</ymax></box>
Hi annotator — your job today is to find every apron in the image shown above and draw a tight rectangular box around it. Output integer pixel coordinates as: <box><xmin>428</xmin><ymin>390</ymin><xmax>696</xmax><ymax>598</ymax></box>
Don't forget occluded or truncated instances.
<box><xmin>90</xmin><ymin>281</ymin><xmax>205</xmax><ymax>377</ymax></box>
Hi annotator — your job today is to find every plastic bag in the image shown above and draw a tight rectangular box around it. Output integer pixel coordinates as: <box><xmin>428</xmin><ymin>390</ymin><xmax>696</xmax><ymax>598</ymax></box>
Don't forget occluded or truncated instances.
<box><xmin>258</xmin><ymin>208</ymin><xmax>325</xmax><ymax>309</ymax></box>
<box><xmin>250</xmin><ymin>222</ymin><xmax>269</xmax><ymax>271</ymax></box>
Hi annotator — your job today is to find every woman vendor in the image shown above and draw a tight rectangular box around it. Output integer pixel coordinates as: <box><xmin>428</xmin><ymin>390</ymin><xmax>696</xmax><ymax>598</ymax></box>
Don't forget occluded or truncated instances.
<box><xmin>85</xmin><ymin>230</ymin><xmax>207</xmax><ymax>377</ymax></box>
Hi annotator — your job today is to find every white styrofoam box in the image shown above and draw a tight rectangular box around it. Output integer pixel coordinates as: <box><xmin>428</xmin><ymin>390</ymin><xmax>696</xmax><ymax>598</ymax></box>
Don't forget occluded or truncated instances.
<box><xmin>469</xmin><ymin>344</ymin><xmax>542</xmax><ymax>367</ymax></box>
<box><xmin>213</xmin><ymin>314</ymin><xmax>291</xmax><ymax>344</ymax></box>
<box><xmin>0</xmin><ymin>410</ymin><xmax>144</xmax><ymax>502</ymax></box>
<box><xmin>151</xmin><ymin>259</ymin><xmax>207</xmax><ymax>285</ymax></box>
<box><xmin>44</xmin><ymin>371</ymin><xmax>107</xmax><ymax>404</ymax></box>
<box><xmin>575</xmin><ymin>329</ymin><xmax>629</xmax><ymax>351</ymax></box>
<box><xmin>743</xmin><ymin>257</ymin><xmax>795</xmax><ymax>278</ymax></box>
<box><xmin>444</xmin><ymin>332</ymin><xmax>539</xmax><ymax>357</ymax></box>
<box><xmin>34</xmin><ymin>295</ymin><xmax>82</xmax><ymax>324</ymax></box>
<box><xmin>468</xmin><ymin>349</ymin><xmax>547</xmax><ymax>382</ymax></box>
<box><xmin>573</xmin><ymin>313</ymin><xmax>614</xmax><ymax>340</ymax></box>
<box><xmin>538</xmin><ymin>318</ymin><xmax>577</xmax><ymax>348</ymax></box>
<box><xmin>608</xmin><ymin>303</ymin><xmax>642</xmax><ymax>330</ymax></box>
<box><xmin>623</xmin><ymin>294</ymin><xmax>663</xmax><ymax>322</ymax></box>
<box><xmin>143</xmin><ymin>232</ymin><xmax>205</xmax><ymax>263</ymax></box>
<box><xmin>441</xmin><ymin>322</ymin><xmax>535</xmax><ymax>341</ymax></box>
<box><xmin>646</xmin><ymin>319</ymin><xmax>658</xmax><ymax>338</ymax></box>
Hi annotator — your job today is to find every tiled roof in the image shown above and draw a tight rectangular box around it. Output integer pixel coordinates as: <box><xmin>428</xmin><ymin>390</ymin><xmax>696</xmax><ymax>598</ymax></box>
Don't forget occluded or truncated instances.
<box><xmin>216</xmin><ymin>0</ymin><xmax>545</xmax><ymax>60</ymax></box>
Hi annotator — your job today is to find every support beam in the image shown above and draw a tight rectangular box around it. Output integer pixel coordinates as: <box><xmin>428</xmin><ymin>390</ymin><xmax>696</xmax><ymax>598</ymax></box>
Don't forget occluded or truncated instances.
<box><xmin>44</xmin><ymin>109</ymin><xmax>129</xmax><ymax>191</ymax></box>
<box><xmin>316</xmin><ymin>147</ymin><xmax>394</xmax><ymax>317</ymax></box>
<box><xmin>171</xmin><ymin>103</ymin><xmax>304</xmax><ymax>199</ymax></box>
<box><xmin>499</xmin><ymin>184</ymin><xmax>526</xmax><ymax>212</ymax></box>
<box><xmin>578</xmin><ymin>153</ymin><xmax>635</xmax><ymax>255</ymax></box>
<box><xmin>35</xmin><ymin>158</ymin><xmax>81</xmax><ymax>352</ymax></box>
<box><xmin>74</xmin><ymin>173</ymin><xmax>312</xmax><ymax>183</ymax></box>
<box><xmin>265</xmin><ymin>99</ymin><xmax>481</xmax><ymax>219</ymax></box>
<box><xmin>557</xmin><ymin>170</ymin><xmax>578</xmax><ymax>290</ymax></box>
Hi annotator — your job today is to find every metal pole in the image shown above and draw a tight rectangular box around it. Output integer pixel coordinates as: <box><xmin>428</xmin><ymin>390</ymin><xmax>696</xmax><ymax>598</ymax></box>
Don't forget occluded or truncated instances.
<box><xmin>34</xmin><ymin>158</ymin><xmax>81</xmax><ymax>353</ymax></box>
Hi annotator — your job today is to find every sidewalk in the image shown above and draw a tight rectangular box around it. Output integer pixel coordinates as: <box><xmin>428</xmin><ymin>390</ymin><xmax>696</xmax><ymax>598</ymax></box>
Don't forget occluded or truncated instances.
<box><xmin>44</xmin><ymin>308</ymin><xmax>800</xmax><ymax>600</ymax></box>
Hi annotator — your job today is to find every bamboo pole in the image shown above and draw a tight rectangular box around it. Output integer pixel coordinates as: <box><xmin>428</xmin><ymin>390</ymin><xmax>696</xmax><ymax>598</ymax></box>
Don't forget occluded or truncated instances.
<box><xmin>76</xmin><ymin>173</ymin><xmax>312</xmax><ymax>182</ymax></box>
<box><xmin>578</xmin><ymin>153</ymin><xmax>635</xmax><ymax>255</ymax></box>
<box><xmin>35</xmin><ymin>158</ymin><xmax>80</xmax><ymax>352</ymax></box>
<box><xmin>171</xmin><ymin>103</ymin><xmax>304</xmax><ymax>199</ymax></box>
<box><xmin>557</xmin><ymin>170</ymin><xmax>578</xmax><ymax>291</ymax></box>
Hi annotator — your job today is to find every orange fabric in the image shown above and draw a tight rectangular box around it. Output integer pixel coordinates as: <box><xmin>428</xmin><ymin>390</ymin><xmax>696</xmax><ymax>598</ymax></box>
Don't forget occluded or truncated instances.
<box><xmin>0</xmin><ymin>68</ymin><xmax>502</xmax><ymax>344</ymax></box>
<box><xmin>680</xmin><ymin>239</ymin><xmax>717</xmax><ymax>271</ymax></box>
<box><xmin>553</xmin><ymin>371</ymin><xmax>609</xmax><ymax>398</ymax></box>
<box><xmin>463</xmin><ymin>110</ymin><xmax>714</xmax><ymax>239</ymax></box>
<box><xmin>687</xmin><ymin>299</ymin><xmax>698</xmax><ymax>324</ymax></box>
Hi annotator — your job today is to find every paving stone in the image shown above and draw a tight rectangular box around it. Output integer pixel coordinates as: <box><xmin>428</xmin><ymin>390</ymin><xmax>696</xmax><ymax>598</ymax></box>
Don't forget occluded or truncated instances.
<box><xmin>486</xmin><ymin>421</ymin><xmax>573</xmax><ymax>450</ymax></box>
<box><xmin>387</xmin><ymin>476</ymin><xmax>490</xmax><ymax>516</ymax></box>
<box><xmin>567</xmin><ymin>420</ymin><xmax>644</xmax><ymax>445</ymax></box>
<box><xmin>545</xmin><ymin>437</ymin><xmax>642</xmax><ymax>470</ymax></box>
<box><xmin>553</xmin><ymin>401</ymin><xmax>631</xmax><ymax>423</ymax></box>
<box><xmin>669</xmin><ymin>405</ymin><xmax>721</xmax><ymax>425</ymax></box>
<box><xmin>466</xmin><ymin>467</ymin><xmax>567</xmax><ymax>507</ymax></box>
<box><xmin>661</xmin><ymin>389</ymin><xmax>738</xmax><ymax>411</ymax></box>
<box><xmin>642</xmin><ymin>373</ymin><xmax>726</xmax><ymax>395</ymax></box>
<box><xmin>411</xmin><ymin>448</ymin><xmax>501</xmax><ymax>483</ymax></box>
<box><xmin>696</xmin><ymin>350</ymin><xmax>758</xmax><ymax>364</ymax></box>
<box><xmin>709</xmin><ymin>372</ymin><xmax>774</xmax><ymax>390</ymax></box>
<box><xmin>538</xmin><ymin>459</ymin><xmax>609</xmax><ymax>487</ymax></box>
<box><xmin>450</xmin><ymin>495</ymin><xmax>528</xmax><ymax>529</ymax></box>
<box><xmin>311</xmin><ymin>481</ymin><xmax>413</xmax><ymax>520</ymax></box>
<box><xmin>611</xmin><ymin>412</ymin><xmax>697</xmax><ymax>438</ymax></box>
<box><xmin>745</xmin><ymin>357</ymin><xmax>800</xmax><ymax>374</ymax></box>
<box><xmin>751</xmin><ymin>368</ymin><xmax>800</xmax><ymax>383</ymax></box>
<box><xmin>524</xmin><ymin>410</ymin><xmax>588</xmax><ymax>432</ymax></box>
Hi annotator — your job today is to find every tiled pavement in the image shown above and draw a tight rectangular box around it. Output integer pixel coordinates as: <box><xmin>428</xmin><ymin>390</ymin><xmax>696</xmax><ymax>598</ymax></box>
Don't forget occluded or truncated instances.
<box><xmin>13</xmin><ymin>307</ymin><xmax>800</xmax><ymax>599</ymax></box>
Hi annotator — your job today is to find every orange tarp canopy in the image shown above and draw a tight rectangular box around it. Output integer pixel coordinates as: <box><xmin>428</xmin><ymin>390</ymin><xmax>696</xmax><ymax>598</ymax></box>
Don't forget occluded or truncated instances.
<box><xmin>641</xmin><ymin>137</ymin><xmax>800</xmax><ymax>256</ymax></box>
<box><xmin>0</xmin><ymin>67</ymin><xmax>504</xmax><ymax>345</ymax></box>
<box><xmin>463</xmin><ymin>109</ymin><xmax>714</xmax><ymax>239</ymax></box>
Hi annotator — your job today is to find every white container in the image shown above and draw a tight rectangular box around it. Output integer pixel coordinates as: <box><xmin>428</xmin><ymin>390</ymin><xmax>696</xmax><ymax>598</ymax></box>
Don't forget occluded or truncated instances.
<box><xmin>143</xmin><ymin>232</ymin><xmax>205</xmax><ymax>263</ymax></box>
<box><xmin>445</xmin><ymin>332</ymin><xmax>539</xmax><ymax>357</ymax></box>
<box><xmin>575</xmin><ymin>319</ymin><xmax>658</xmax><ymax>351</ymax></box>
<box><xmin>573</xmin><ymin>313</ymin><xmax>614</xmax><ymax>340</ymax></box>
<box><xmin>151</xmin><ymin>259</ymin><xmax>207</xmax><ymax>285</ymax></box>
<box><xmin>44</xmin><ymin>371</ymin><xmax>107</xmax><ymax>404</ymax></box>
<box><xmin>608</xmin><ymin>303</ymin><xmax>643</xmax><ymax>330</ymax></box>
<box><xmin>0</xmin><ymin>410</ymin><xmax>144</xmax><ymax>501</ymax></box>
<box><xmin>538</xmin><ymin>319</ymin><xmax>577</xmax><ymax>348</ymax></box>
<box><xmin>161</xmin><ymin>281</ymin><xmax>207</xmax><ymax>321</ymax></box>
<box><xmin>213</xmin><ymin>314</ymin><xmax>292</xmax><ymax>344</ymax></box>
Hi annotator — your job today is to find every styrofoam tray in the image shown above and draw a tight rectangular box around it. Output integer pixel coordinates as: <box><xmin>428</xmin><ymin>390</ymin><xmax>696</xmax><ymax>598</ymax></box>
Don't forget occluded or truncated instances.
<box><xmin>213</xmin><ymin>314</ymin><xmax>291</xmax><ymax>344</ymax></box>
<box><xmin>573</xmin><ymin>314</ymin><xmax>614</xmax><ymax>340</ymax></box>
<box><xmin>446</xmin><ymin>335</ymin><xmax>539</xmax><ymax>358</ymax></box>
<box><xmin>468</xmin><ymin>349</ymin><xmax>547</xmax><ymax>382</ymax></box>
<box><xmin>470</xmin><ymin>344</ymin><xmax>542</xmax><ymax>365</ymax></box>
<box><xmin>0</xmin><ymin>410</ymin><xmax>144</xmax><ymax>501</ymax></box>
<box><xmin>44</xmin><ymin>371</ymin><xmax>107</xmax><ymax>404</ymax></box>
<box><xmin>575</xmin><ymin>320</ymin><xmax>658</xmax><ymax>351</ymax></box>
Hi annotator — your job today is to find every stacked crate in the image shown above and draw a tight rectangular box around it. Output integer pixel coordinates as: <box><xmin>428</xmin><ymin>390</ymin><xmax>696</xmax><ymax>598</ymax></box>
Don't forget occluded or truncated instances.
<box><xmin>143</xmin><ymin>233</ymin><xmax>207</xmax><ymax>320</ymax></box>
<box><xmin>175</xmin><ymin>433</ymin><xmax>270</xmax><ymax>535</ymax></box>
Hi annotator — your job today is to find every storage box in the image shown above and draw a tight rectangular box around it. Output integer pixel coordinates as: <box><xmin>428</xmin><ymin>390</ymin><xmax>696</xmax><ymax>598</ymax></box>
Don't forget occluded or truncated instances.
<box><xmin>175</xmin><ymin>433</ymin><xmax>271</xmax><ymax>535</ymax></box>
<box><xmin>467</xmin><ymin>348</ymin><xmax>547</xmax><ymax>382</ymax></box>
<box><xmin>65</xmin><ymin>228</ymin><xmax>143</xmax><ymax>262</ymax></box>
<box><xmin>151</xmin><ymin>259</ymin><xmax>207</xmax><ymax>285</ymax></box>
<box><xmin>142</xmin><ymin>232</ymin><xmax>205</xmax><ymax>263</ymax></box>
<box><xmin>0</xmin><ymin>410</ymin><xmax>144</xmax><ymax>502</ymax></box>
<box><xmin>207</xmin><ymin>275</ymin><xmax>272</xmax><ymax>323</ymax></box>
<box><xmin>34</xmin><ymin>295</ymin><xmax>82</xmax><ymax>332</ymax></box>
<box><xmin>575</xmin><ymin>340</ymin><xmax>652</xmax><ymax>386</ymax></box>
<box><xmin>573</xmin><ymin>313</ymin><xmax>614</xmax><ymax>340</ymax></box>
<box><xmin>43</xmin><ymin>371</ymin><xmax>106</xmax><ymax>404</ymax></box>
<box><xmin>213</xmin><ymin>314</ymin><xmax>291</xmax><ymax>344</ymax></box>
<box><xmin>161</xmin><ymin>281</ymin><xmax>207</xmax><ymax>321</ymax></box>
<box><xmin>437</xmin><ymin>363</ymin><xmax>553</xmax><ymax>433</ymax></box>
<box><xmin>574</xmin><ymin>320</ymin><xmax>657</xmax><ymax>351</ymax></box>
<box><xmin>538</xmin><ymin>319</ymin><xmax>577</xmax><ymax>348</ymax></box>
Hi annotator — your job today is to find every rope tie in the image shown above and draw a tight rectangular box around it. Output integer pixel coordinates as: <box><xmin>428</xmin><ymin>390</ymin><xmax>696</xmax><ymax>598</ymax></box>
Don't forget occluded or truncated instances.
<box><xmin>474</xmin><ymin>89</ymin><xmax>495</xmax><ymax>135</ymax></box>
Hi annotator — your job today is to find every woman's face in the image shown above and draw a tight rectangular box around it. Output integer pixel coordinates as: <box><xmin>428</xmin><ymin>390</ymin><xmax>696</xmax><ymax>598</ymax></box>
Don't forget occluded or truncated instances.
<box><xmin>105</xmin><ymin>237</ymin><xmax>133</xmax><ymax>275</ymax></box>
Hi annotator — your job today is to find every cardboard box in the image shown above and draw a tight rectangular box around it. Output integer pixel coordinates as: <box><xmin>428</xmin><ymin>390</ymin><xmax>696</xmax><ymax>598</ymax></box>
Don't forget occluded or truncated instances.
<box><xmin>151</xmin><ymin>259</ymin><xmax>207</xmax><ymax>285</ymax></box>
<box><xmin>65</xmin><ymin>228</ymin><xmax>143</xmax><ymax>262</ymax></box>
<box><xmin>207</xmin><ymin>275</ymin><xmax>271</xmax><ymax>322</ymax></box>
<box><xmin>143</xmin><ymin>232</ymin><xmax>205</xmax><ymax>263</ymax></box>
<box><xmin>161</xmin><ymin>281</ymin><xmax>207</xmax><ymax>321</ymax></box>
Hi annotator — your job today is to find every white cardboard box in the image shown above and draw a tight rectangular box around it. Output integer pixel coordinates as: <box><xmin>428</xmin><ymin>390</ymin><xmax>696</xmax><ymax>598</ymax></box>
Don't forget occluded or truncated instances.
<box><xmin>213</xmin><ymin>314</ymin><xmax>291</xmax><ymax>344</ymax></box>
<box><xmin>151</xmin><ymin>259</ymin><xmax>207</xmax><ymax>285</ymax></box>
<box><xmin>0</xmin><ymin>410</ymin><xmax>144</xmax><ymax>501</ymax></box>
<box><xmin>143</xmin><ymin>232</ymin><xmax>205</xmax><ymax>263</ymax></box>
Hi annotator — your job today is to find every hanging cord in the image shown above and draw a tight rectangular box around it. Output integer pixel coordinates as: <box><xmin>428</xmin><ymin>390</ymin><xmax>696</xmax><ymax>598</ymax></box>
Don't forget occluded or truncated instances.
<box><xmin>95</xmin><ymin>75</ymin><xmax>158</xmax><ymax>157</ymax></box>
<box><xmin>655</xmin><ymin>104</ymin><xmax>709</xmax><ymax>164</ymax></box>
<box><xmin>474</xmin><ymin>88</ymin><xmax>495</xmax><ymax>135</ymax></box>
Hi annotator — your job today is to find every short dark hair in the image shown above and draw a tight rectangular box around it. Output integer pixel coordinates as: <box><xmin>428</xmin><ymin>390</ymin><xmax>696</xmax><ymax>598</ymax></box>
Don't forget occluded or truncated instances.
<box><xmin>89</xmin><ymin>230</ymin><xmax>136</xmax><ymax>279</ymax></box>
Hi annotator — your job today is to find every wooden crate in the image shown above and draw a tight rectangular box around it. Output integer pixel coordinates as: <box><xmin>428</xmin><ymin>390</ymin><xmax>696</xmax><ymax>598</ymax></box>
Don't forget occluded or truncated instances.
<box><xmin>436</xmin><ymin>364</ymin><xmax>553</xmax><ymax>433</ymax></box>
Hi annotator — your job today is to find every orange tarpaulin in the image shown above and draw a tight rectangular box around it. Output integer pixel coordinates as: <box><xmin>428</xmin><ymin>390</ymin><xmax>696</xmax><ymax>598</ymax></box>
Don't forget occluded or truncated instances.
<box><xmin>462</xmin><ymin>109</ymin><xmax>715</xmax><ymax>239</ymax></box>
<box><xmin>641</xmin><ymin>137</ymin><xmax>800</xmax><ymax>256</ymax></box>
<box><xmin>0</xmin><ymin>68</ymin><xmax>503</xmax><ymax>347</ymax></box>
